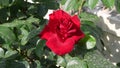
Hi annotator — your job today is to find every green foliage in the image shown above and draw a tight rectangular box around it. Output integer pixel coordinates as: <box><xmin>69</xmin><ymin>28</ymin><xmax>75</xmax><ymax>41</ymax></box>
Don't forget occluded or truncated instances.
<box><xmin>57</xmin><ymin>56</ymin><xmax>66</xmax><ymax>67</ymax></box>
<box><xmin>80</xmin><ymin>12</ymin><xmax>99</xmax><ymax>26</ymax></box>
<box><xmin>0</xmin><ymin>17</ymin><xmax>40</xmax><ymax>27</ymax></box>
<box><xmin>57</xmin><ymin>55</ymin><xmax>87</xmax><ymax>68</ymax></box>
<box><xmin>115</xmin><ymin>0</ymin><xmax>120</xmax><ymax>13</ymax></box>
<box><xmin>84</xmin><ymin>50</ymin><xmax>117</xmax><ymax>68</ymax></box>
<box><xmin>87</xmin><ymin>0</ymin><xmax>99</xmax><ymax>9</ymax></box>
<box><xmin>0</xmin><ymin>0</ymin><xmax>9</xmax><ymax>7</ymax></box>
<box><xmin>35</xmin><ymin>40</ymin><xmax>45</xmax><ymax>58</ymax></box>
<box><xmin>101</xmin><ymin>0</ymin><xmax>114</xmax><ymax>8</ymax></box>
<box><xmin>0</xmin><ymin>48</ymin><xmax>4</xmax><ymax>58</ymax></box>
<box><xmin>0</xmin><ymin>0</ymin><xmax>119</xmax><ymax>68</ymax></box>
<box><xmin>66</xmin><ymin>57</ymin><xmax>87</xmax><ymax>68</ymax></box>
<box><xmin>0</xmin><ymin>26</ymin><xmax>16</xmax><ymax>44</ymax></box>
<box><xmin>62</xmin><ymin>0</ymin><xmax>83</xmax><ymax>11</ymax></box>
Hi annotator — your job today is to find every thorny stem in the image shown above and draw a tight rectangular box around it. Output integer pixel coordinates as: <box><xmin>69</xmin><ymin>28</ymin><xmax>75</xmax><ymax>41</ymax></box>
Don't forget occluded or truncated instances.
<box><xmin>77</xmin><ymin>0</ymin><xmax>86</xmax><ymax>15</ymax></box>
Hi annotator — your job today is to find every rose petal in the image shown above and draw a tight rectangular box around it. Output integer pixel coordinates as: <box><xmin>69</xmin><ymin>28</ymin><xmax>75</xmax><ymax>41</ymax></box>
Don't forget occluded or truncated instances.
<box><xmin>48</xmin><ymin>10</ymin><xmax>71</xmax><ymax>32</ymax></box>
<box><xmin>39</xmin><ymin>25</ymin><xmax>52</xmax><ymax>40</ymax></box>
<box><xmin>71</xmin><ymin>30</ymin><xmax>85</xmax><ymax>42</ymax></box>
<box><xmin>71</xmin><ymin>15</ymin><xmax>81</xmax><ymax>28</ymax></box>
<box><xmin>46</xmin><ymin>34</ymin><xmax>75</xmax><ymax>56</ymax></box>
<box><xmin>54</xmin><ymin>10</ymin><xmax>70</xmax><ymax>20</ymax></box>
<box><xmin>49</xmin><ymin>10</ymin><xmax>71</xmax><ymax>25</ymax></box>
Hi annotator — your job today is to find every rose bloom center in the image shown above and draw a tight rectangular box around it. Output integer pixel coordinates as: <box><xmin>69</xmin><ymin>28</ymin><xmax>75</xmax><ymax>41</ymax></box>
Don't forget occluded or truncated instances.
<box><xmin>56</xmin><ymin>19</ymin><xmax>76</xmax><ymax>42</ymax></box>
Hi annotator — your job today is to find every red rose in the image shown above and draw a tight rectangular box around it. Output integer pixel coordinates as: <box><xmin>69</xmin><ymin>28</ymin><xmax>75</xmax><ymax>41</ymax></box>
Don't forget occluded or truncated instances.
<box><xmin>39</xmin><ymin>10</ymin><xmax>84</xmax><ymax>56</ymax></box>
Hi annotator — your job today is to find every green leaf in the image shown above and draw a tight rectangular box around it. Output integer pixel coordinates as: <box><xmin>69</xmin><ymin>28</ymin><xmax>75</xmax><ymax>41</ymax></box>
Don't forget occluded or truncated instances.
<box><xmin>26</xmin><ymin>16</ymin><xmax>40</xmax><ymax>24</ymax></box>
<box><xmin>57</xmin><ymin>56</ymin><xmax>66</xmax><ymax>67</ymax></box>
<box><xmin>32</xmin><ymin>0</ymin><xmax>56</xmax><ymax>2</ymax></box>
<box><xmin>87</xmin><ymin>0</ymin><xmax>98</xmax><ymax>9</ymax></box>
<box><xmin>0</xmin><ymin>8</ymin><xmax>8</xmax><ymax>23</ymax></box>
<box><xmin>44</xmin><ymin>1</ymin><xmax>59</xmax><ymax>9</ymax></box>
<box><xmin>81</xmin><ymin>23</ymin><xmax>104</xmax><ymax>51</ymax></box>
<box><xmin>0</xmin><ymin>16</ymin><xmax>39</xmax><ymax>28</ymax></box>
<box><xmin>81</xmin><ymin>22</ymin><xmax>102</xmax><ymax>43</ymax></box>
<box><xmin>2</xmin><ymin>44</ymin><xmax>11</xmax><ymax>50</ymax></box>
<box><xmin>61</xmin><ymin>0</ymin><xmax>67</xmax><ymax>5</ymax></box>
<box><xmin>64</xmin><ymin>0</ymin><xmax>82</xmax><ymax>11</ymax></box>
<box><xmin>64</xmin><ymin>0</ymin><xmax>75</xmax><ymax>11</ymax></box>
<box><xmin>35</xmin><ymin>60</ymin><xmax>41</xmax><ymax>68</ymax></box>
<box><xmin>27</xmin><ymin>26</ymin><xmax>44</xmax><ymax>40</ymax></box>
<box><xmin>115</xmin><ymin>0</ymin><xmax>120</xmax><ymax>13</ymax></box>
<box><xmin>5</xmin><ymin>50</ymin><xmax>18</xmax><ymax>59</ymax></box>
<box><xmin>36</xmin><ymin>5</ymin><xmax>48</xmax><ymax>17</ymax></box>
<box><xmin>101</xmin><ymin>0</ymin><xmax>114</xmax><ymax>8</ymax></box>
<box><xmin>35</xmin><ymin>40</ymin><xmax>45</xmax><ymax>57</ymax></box>
<box><xmin>47</xmin><ymin>52</ymin><xmax>55</xmax><ymax>60</ymax></box>
<box><xmin>66</xmin><ymin>57</ymin><xmax>87</xmax><ymax>68</ymax></box>
<box><xmin>6</xmin><ymin>60</ymin><xmax>30</xmax><ymax>68</ymax></box>
<box><xmin>0</xmin><ymin>48</ymin><xmax>4</xmax><ymax>58</ymax></box>
<box><xmin>65</xmin><ymin>54</ymin><xmax>72</xmax><ymax>62</ymax></box>
<box><xmin>0</xmin><ymin>26</ymin><xmax>16</xmax><ymax>43</ymax></box>
<box><xmin>80</xmin><ymin>12</ymin><xmax>99</xmax><ymax>23</ymax></box>
<box><xmin>84</xmin><ymin>50</ymin><xmax>117</xmax><ymax>68</ymax></box>
<box><xmin>86</xmin><ymin>35</ymin><xmax>96</xmax><ymax>49</ymax></box>
<box><xmin>0</xmin><ymin>0</ymin><xmax>9</xmax><ymax>7</ymax></box>
<box><xmin>21</xmin><ymin>61</ymin><xmax>30</xmax><ymax>68</ymax></box>
<box><xmin>27</xmin><ymin>48</ymin><xmax>35</xmax><ymax>57</ymax></box>
<box><xmin>30</xmin><ymin>60</ymin><xmax>41</xmax><ymax>68</ymax></box>
<box><xmin>27</xmin><ymin>5</ymin><xmax>37</xmax><ymax>15</ymax></box>
<box><xmin>20</xmin><ymin>27</ymin><xmax>29</xmax><ymax>45</ymax></box>
<box><xmin>0</xmin><ymin>20</ymin><xmax>22</xmax><ymax>28</ymax></box>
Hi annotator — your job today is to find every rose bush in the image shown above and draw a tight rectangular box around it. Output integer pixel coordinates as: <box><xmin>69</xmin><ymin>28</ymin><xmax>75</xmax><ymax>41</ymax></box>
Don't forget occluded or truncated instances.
<box><xmin>0</xmin><ymin>0</ymin><xmax>118</xmax><ymax>68</ymax></box>
<box><xmin>39</xmin><ymin>10</ymin><xmax>85</xmax><ymax>55</ymax></box>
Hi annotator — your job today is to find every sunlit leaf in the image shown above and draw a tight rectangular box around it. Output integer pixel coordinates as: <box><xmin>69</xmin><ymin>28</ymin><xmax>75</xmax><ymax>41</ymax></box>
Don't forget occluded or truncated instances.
<box><xmin>66</xmin><ymin>57</ymin><xmax>87</xmax><ymax>68</ymax></box>
<box><xmin>87</xmin><ymin>0</ymin><xmax>98</xmax><ymax>9</ymax></box>
<box><xmin>86</xmin><ymin>35</ymin><xmax>96</xmax><ymax>49</ymax></box>
<box><xmin>57</xmin><ymin>56</ymin><xmax>66</xmax><ymax>67</ymax></box>
<box><xmin>20</xmin><ymin>27</ymin><xmax>29</xmax><ymax>45</ymax></box>
<box><xmin>0</xmin><ymin>48</ymin><xmax>4</xmax><ymax>58</ymax></box>
<box><xmin>80</xmin><ymin>12</ymin><xmax>99</xmax><ymax>23</ymax></box>
<box><xmin>0</xmin><ymin>17</ymin><xmax>39</xmax><ymax>28</ymax></box>
<box><xmin>0</xmin><ymin>26</ymin><xmax>16</xmax><ymax>43</ymax></box>
<box><xmin>5</xmin><ymin>50</ymin><xmax>18</xmax><ymax>59</ymax></box>
<box><xmin>64</xmin><ymin>0</ymin><xmax>82</xmax><ymax>11</ymax></box>
<box><xmin>35</xmin><ymin>60</ymin><xmax>41</xmax><ymax>68</ymax></box>
<box><xmin>65</xmin><ymin>54</ymin><xmax>72</xmax><ymax>62</ymax></box>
